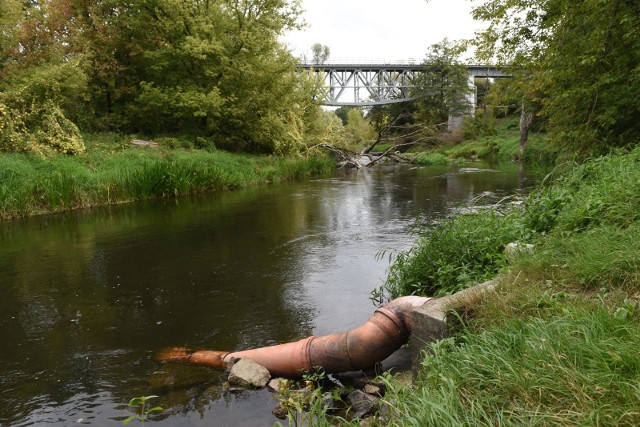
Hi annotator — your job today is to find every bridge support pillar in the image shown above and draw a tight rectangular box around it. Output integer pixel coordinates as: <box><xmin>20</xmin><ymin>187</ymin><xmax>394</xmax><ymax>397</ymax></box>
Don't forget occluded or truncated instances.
<box><xmin>447</xmin><ymin>74</ymin><xmax>478</xmax><ymax>135</ymax></box>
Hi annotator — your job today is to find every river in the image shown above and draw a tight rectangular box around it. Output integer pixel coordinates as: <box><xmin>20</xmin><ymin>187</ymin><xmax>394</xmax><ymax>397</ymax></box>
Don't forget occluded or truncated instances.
<box><xmin>0</xmin><ymin>161</ymin><xmax>546</xmax><ymax>426</ymax></box>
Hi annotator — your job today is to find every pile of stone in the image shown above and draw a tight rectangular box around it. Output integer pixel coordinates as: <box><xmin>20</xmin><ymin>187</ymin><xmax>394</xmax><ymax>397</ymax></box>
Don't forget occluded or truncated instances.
<box><xmin>224</xmin><ymin>357</ymin><xmax>396</xmax><ymax>423</ymax></box>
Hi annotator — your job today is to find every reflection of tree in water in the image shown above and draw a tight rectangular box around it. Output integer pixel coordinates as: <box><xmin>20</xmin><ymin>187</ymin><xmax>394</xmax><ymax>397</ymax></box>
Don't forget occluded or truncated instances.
<box><xmin>0</xmin><ymin>164</ymin><xmax>550</xmax><ymax>425</ymax></box>
<box><xmin>0</xmin><ymin>184</ymin><xmax>320</xmax><ymax>424</ymax></box>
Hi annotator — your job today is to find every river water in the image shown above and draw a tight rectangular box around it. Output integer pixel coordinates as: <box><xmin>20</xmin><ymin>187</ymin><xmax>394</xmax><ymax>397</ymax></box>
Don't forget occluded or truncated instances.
<box><xmin>0</xmin><ymin>162</ymin><xmax>546</xmax><ymax>426</ymax></box>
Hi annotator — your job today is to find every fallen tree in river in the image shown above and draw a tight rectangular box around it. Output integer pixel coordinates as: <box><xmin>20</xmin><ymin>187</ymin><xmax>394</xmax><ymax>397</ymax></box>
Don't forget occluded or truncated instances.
<box><xmin>309</xmin><ymin>117</ymin><xmax>447</xmax><ymax>169</ymax></box>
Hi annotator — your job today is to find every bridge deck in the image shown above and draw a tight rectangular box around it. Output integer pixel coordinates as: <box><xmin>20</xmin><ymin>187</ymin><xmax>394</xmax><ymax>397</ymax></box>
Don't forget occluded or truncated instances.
<box><xmin>298</xmin><ymin>62</ymin><xmax>511</xmax><ymax>106</ymax></box>
<box><xmin>299</xmin><ymin>63</ymin><xmax>511</xmax><ymax>78</ymax></box>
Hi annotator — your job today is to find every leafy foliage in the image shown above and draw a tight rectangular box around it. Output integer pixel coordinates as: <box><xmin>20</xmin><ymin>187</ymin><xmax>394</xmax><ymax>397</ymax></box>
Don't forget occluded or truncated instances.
<box><xmin>381</xmin><ymin>210</ymin><xmax>525</xmax><ymax>298</ymax></box>
<box><xmin>343</xmin><ymin>108</ymin><xmax>376</xmax><ymax>146</ymax></box>
<box><xmin>413</xmin><ymin>39</ymin><xmax>473</xmax><ymax>124</ymax></box>
<box><xmin>122</xmin><ymin>395</ymin><xmax>162</xmax><ymax>426</ymax></box>
<box><xmin>0</xmin><ymin>0</ymin><xmax>333</xmax><ymax>154</ymax></box>
<box><xmin>472</xmin><ymin>0</ymin><xmax>640</xmax><ymax>153</ymax></box>
<box><xmin>1</xmin><ymin>97</ymin><xmax>85</xmax><ymax>155</ymax></box>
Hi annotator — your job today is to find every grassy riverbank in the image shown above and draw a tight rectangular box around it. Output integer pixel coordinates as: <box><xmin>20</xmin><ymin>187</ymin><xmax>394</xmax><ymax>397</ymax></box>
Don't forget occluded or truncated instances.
<box><xmin>379</xmin><ymin>147</ymin><xmax>640</xmax><ymax>425</ymax></box>
<box><xmin>309</xmin><ymin>148</ymin><xmax>640</xmax><ymax>425</ymax></box>
<box><xmin>0</xmin><ymin>134</ymin><xmax>334</xmax><ymax>220</ymax></box>
<box><xmin>429</xmin><ymin>116</ymin><xmax>559</xmax><ymax>163</ymax></box>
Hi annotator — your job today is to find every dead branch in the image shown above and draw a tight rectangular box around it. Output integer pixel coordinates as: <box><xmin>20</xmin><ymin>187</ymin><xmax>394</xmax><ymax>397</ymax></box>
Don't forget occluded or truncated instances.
<box><xmin>309</xmin><ymin>143</ymin><xmax>361</xmax><ymax>168</ymax></box>
<box><xmin>363</xmin><ymin>113</ymin><xmax>413</xmax><ymax>154</ymax></box>
<box><xmin>366</xmin><ymin>141</ymin><xmax>421</xmax><ymax>167</ymax></box>
<box><xmin>364</xmin><ymin>119</ymin><xmax>449</xmax><ymax>155</ymax></box>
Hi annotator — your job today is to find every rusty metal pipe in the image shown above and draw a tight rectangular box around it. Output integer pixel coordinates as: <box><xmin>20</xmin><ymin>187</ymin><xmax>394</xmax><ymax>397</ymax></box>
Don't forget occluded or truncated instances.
<box><xmin>157</xmin><ymin>296</ymin><xmax>431</xmax><ymax>377</ymax></box>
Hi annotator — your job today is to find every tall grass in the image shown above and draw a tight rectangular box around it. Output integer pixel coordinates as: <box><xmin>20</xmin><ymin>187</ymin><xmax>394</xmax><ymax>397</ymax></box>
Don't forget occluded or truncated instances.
<box><xmin>380</xmin><ymin>210</ymin><xmax>526</xmax><ymax>299</ymax></box>
<box><xmin>379</xmin><ymin>146</ymin><xmax>640</xmax><ymax>299</ymax></box>
<box><xmin>515</xmin><ymin>224</ymin><xmax>640</xmax><ymax>291</ymax></box>
<box><xmin>523</xmin><ymin>148</ymin><xmax>640</xmax><ymax>233</ymax></box>
<box><xmin>342</xmin><ymin>147</ymin><xmax>640</xmax><ymax>427</ymax></box>
<box><xmin>440</xmin><ymin>116</ymin><xmax>559</xmax><ymax>163</ymax></box>
<box><xmin>381</xmin><ymin>304</ymin><xmax>640</xmax><ymax>426</ymax></box>
<box><xmin>0</xmin><ymin>140</ymin><xmax>334</xmax><ymax>220</ymax></box>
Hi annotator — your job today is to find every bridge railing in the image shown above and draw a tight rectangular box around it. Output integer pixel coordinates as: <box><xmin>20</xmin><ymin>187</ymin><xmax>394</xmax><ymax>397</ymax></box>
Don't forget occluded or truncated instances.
<box><xmin>298</xmin><ymin>58</ymin><xmax>422</xmax><ymax>66</ymax></box>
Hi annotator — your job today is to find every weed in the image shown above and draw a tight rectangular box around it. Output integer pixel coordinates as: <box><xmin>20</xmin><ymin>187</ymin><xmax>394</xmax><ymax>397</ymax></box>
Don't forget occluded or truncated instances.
<box><xmin>379</xmin><ymin>209</ymin><xmax>526</xmax><ymax>299</ymax></box>
<box><xmin>122</xmin><ymin>395</ymin><xmax>162</xmax><ymax>426</ymax></box>
<box><xmin>274</xmin><ymin>368</ymin><xmax>339</xmax><ymax>427</ymax></box>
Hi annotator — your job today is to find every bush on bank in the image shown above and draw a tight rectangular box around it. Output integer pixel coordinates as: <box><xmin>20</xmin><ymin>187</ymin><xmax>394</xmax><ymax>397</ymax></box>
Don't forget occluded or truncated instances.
<box><xmin>380</xmin><ymin>210</ymin><xmax>526</xmax><ymax>299</ymax></box>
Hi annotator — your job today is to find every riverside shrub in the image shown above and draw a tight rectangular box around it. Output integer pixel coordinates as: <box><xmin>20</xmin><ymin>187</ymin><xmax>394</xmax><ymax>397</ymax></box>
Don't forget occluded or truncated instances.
<box><xmin>381</xmin><ymin>210</ymin><xmax>525</xmax><ymax>298</ymax></box>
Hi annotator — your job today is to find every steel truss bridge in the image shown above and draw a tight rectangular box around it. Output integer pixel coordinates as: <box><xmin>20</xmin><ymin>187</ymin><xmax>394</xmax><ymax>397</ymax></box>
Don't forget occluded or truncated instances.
<box><xmin>298</xmin><ymin>61</ymin><xmax>511</xmax><ymax>107</ymax></box>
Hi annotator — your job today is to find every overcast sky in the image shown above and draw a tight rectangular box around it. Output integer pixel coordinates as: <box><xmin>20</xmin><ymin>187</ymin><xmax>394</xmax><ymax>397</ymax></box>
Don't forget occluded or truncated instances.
<box><xmin>281</xmin><ymin>0</ymin><xmax>484</xmax><ymax>62</ymax></box>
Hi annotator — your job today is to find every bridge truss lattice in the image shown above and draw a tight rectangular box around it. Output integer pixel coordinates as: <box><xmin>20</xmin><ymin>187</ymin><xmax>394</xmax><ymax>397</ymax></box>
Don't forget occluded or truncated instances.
<box><xmin>299</xmin><ymin>62</ymin><xmax>510</xmax><ymax>107</ymax></box>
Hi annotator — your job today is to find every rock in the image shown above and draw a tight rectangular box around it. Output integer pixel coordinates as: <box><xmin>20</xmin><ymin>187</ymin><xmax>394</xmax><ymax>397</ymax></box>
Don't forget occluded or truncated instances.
<box><xmin>504</xmin><ymin>242</ymin><xmax>535</xmax><ymax>262</ymax></box>
<box><xmin>320</xmin><ymin>392</ymin><xmax>336</xmax><ymax>412</ymax></box>
<box><xmin>363</xmin><ymin>384</ymin><xmax>381</xmax><ymax>395</ymax></box>
<box><xmin>227</xmin><ymin>358</ymin><xmax>270</xmax><ymax>389</ymax></box>
<box><xmin>334</xmin><ymin>372</ymin><xmax>383</xmax><ymax>390</ymax></box>
<box><xmin>130</xmin><ymin>139</ymin><xmax>159</xmax><ymax>147</ymax></box>
<box><xmin>267</xmin><ymin>378</ymin><xmax>286</xmax><ymax>393</ymax></box>
<box><xmin>347</xmin><ymin>390</ymin><xmax>380</xmax><ymax>418</ymax></box>
<box><xmin>272</xmin><ymin>403</ymin><xmax>288</xmax><ymax>420</ymax></box>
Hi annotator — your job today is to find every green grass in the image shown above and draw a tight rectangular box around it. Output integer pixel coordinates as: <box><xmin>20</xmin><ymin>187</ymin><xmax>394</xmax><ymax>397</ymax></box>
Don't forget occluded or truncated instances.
<box><xmin>522</xmin><ymin>149</ymin><xmax>640</xmax><ymax>233</ymax></box>
<box><xmin>378</xmin><ymin>210</ymin><xmax>526</xmax><ymax>300</ymax></box>
<box><xmin>515</xmin><ymin>224</ymin><xmax>640</xmax><ymax>291</ymax></box>
<box><xmin>410</xmin><ymin>152</ymin><xmax>450</xmax><ymax>166</ymax></box>
<box><xmin>438</xmin><ymin>116</ymin><xmax>559</xmax><ymax>163</ymax></box>
<box><xmin>0</xmin><ymin>133</ymin><xmax>334</xmax><ymax>220</ymax></box>
<box><xmin>380</xmin><ymin>302</ymin><xmax>640</xmax><ymax>426</ymax></box>
<box><xmin>321</xmin><ymin>147</ymin><xmax>640</xmax><ymax>426</ymax></box>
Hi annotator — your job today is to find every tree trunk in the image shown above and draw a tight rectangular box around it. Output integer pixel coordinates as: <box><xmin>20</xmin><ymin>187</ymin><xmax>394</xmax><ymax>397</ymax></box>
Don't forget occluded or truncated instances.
<box><xmin>519</xmin><ymin>102</ymin><xmax>533</xmax><ymax>160</ymax></box>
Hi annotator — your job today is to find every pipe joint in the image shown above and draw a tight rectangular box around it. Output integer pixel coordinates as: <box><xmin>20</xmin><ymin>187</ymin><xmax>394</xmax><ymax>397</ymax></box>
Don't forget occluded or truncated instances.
<box><xmin>157</xmin><ymin>296</ymin><xmax>433</xmax><ymax>377</ymax></box>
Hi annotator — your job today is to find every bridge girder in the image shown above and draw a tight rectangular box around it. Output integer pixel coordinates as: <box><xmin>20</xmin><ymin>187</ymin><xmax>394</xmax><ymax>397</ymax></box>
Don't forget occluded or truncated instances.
<box><xmin>299</xmin><ymin>63</ymin><xmax>510</xmax><ymax>107</ymax></box>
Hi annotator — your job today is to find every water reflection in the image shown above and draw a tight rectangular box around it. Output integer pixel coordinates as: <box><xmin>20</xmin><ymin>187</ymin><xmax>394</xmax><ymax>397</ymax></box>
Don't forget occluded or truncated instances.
<box><xmin>0</xmin><ymin>162</ymin><xmax>547</xmax><ymax>426</ymax></box>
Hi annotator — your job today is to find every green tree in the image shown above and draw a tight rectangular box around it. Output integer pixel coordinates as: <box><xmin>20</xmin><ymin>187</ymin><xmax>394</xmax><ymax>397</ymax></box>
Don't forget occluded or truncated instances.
<box><xmin>309</xmin><ymin>42</ymin><xmax>330</xmax><ymax>64</ymax></box>
<box><xmin>1</xmin><ymin>0</ymin><xmax>87</xmax><ymax>155</ymax></box>
<box><xmin>0</xmin><ymin>0</ymin><xmax>21</xmax><ymax>74</ymax></box>
<box><xmin>472</xmin><ymin>0</ymin><xmax>640</xmax><ymax>153</ymax></box>
<box><xmin>1</xmin><ymin>0</ymin><xmax>320</xmax><ymax>154</ymax></box>
<box><xmin>105</xmin><ymin>0</ymin><xmax>305</xmax><ymax>152</ymax></box>
<box><xmin>0</xmin><ymin>0</ymin><xmax>337</xmax><ymax>155</ymax></box>
<box><xmin>344</xmin><ymin>108</ymin><xmax>376</xmax><ymax>146</ymax></box>
<box><xmin>334</xmin><ymin>106</ymin><xmax>352</xmax><ymax>126</ymax></box>
<box><xmin>413</xmin><ymin>38</ymin><xmax>472</xmax><ymax>126</ymax></box>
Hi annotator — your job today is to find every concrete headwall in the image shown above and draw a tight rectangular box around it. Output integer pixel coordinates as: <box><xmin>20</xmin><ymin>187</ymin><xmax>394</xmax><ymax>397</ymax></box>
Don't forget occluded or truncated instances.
<box><xmin>410</xmin><ymin>278</ymin><xmax>500</xmax><ymax>378</ymax></box>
